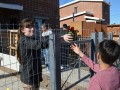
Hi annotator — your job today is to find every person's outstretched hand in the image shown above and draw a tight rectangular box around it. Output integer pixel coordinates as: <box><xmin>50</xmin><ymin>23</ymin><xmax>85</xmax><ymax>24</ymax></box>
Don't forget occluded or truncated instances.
<box><xmin>61</xmin><ymin>34</ymin><xmax>73</xmax><ymax>43</ymax></box>
<box><xmin>70</xmin><ymin>43</ymin><xmax>84</xmax><ymax>57</ymax></box>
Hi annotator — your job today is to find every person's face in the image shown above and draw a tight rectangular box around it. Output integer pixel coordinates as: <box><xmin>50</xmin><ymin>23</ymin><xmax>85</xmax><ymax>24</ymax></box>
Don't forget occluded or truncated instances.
<box><xmin>63</xmin><ymin>27</ymin><xmax>67</xmax><ymax>30</ymax></box>
<box><xmin>21</xmin><ymin>27</ymin><xmax>34</xmax><ymax>37</ymax></box>
<box><xmin>41</xmin><ymin>25</ymin><xmax>47</xmax><ymax>32</ymax></box>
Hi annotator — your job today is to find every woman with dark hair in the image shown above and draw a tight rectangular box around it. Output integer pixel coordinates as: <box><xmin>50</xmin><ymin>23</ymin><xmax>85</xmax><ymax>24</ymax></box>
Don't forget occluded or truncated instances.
<box><xmin>17</xmin><ymin>18</ymin><xmax>47</xmax><ymax>90</ymax></box>
<box><xmin>17</xmin><ymin>18</ymin><xmax>73</xmax><ymax>90</ymax></box>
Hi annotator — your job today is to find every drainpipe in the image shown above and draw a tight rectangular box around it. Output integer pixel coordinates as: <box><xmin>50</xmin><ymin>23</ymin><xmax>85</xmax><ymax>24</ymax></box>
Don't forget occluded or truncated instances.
<box><xmin>73</xmin><ymin>12</ymin><xmax>74</xmax><ymax>22</ymax></box>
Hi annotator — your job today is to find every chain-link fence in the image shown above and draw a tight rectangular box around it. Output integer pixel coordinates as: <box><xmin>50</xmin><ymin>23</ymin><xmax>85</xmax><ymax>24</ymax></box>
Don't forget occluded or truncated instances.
<box><xmin>0</xmin><ymin>24</ymin><xmax>120</xmax><ymax>90</ymax></box>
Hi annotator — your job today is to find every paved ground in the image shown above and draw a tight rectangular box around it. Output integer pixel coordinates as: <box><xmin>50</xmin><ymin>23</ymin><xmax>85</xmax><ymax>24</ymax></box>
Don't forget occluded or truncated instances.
<box><xmin>0</xmin><ymin>54</ymin><xmax>89</xmax><ymax>90</ymax></box>
<box><xmin>0</xmin><ymin>66</ymin><xmax>89</xmax><ymax>90</ymax></box>
<box><xmin>41</xmin><ymin>67</ymin><xmax>89</xmax><ymax>90</ymax></box>
<box><xmin>0</xmin><ymin>69</ymin><xmax>47</xmax><ymax>90</ymax></box>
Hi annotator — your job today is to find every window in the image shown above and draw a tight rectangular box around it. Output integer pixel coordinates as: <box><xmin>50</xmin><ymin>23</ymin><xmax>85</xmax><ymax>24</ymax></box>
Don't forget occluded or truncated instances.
<box><xmin>74</xmin><ymin>6</ymin><xmax>78</xmax><ymax>14</ymax></box>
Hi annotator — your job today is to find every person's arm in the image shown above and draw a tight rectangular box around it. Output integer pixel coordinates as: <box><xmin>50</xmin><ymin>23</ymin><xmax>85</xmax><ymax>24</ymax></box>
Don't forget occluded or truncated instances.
<box><xmin>48</xmin><ymin>30</ymin><xmax>52</xmax><ymax>35</ymax></box>
<box><xmin>21</xmin><ymin>37</ymin><xmax>48</xmax><ymax>50</ymax></box>
<box><xmin>41</xmin><ymin>36</ymin><xmax>49</xmax><ymax>49</ymax></box>
<box><xmin>22</xmin><ymin>38</ymin><xmax>41</xmax><ymax>50</ymax></box>
<box><xmin>61</xmin><ymin>34</ymin><xmax>73</xmax><ymax>43</ymax></box>
<box><xmin>71</xmin><ymin>43</ymin><xmax>99</xmax><ymax>72</ymax></box>
<box><xmin>82</xmin><ymin>55</ymin><xmax>99</xmax><ymax>72</ymax></box>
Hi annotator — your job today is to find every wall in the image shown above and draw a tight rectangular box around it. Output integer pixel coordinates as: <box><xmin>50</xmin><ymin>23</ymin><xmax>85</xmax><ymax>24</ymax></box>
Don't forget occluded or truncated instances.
<box><xmin>68</xmin><ymin>21</ymin><xmax>107</xmax><ymax>36</ymax></box>
<box><xmin>107</xmin><ymin>25</ymin><xmax>120</xmax><ymax>36</ymax></box>
<box><xmin>0</xmin><ymin>8</ymin><xmax>20</xmax><ymax>25</ymax></box>
<box><xmin>60</xmin><ymin>1</ymin><xmax>110</xmax><ymax>24</ymax></box>
<box><xmin>82</xmin><ymin>21</ymin><xmax>107</xmax><ymax>36</ymax></box>
<box><xmin>0</xmin><ymin>0</ymin><xmax>59</xmax><ymax>28</ymax></box>
<box><xmin>60</xmin><ymin>15</ymin><xmax>86</xmax><ymax>27</ymax></box>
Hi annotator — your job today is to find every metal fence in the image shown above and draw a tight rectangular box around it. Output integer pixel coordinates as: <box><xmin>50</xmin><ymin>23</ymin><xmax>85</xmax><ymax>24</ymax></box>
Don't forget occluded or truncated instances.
<box><xmin>49</xmin><ymin>34</ymin><xmax>92</xmax><ymax>90</ymax></box>
<box><xmin>48</xmin><ymin>32</ymin><xmax>120</xmax><ymax>90</ymax></box>
<box><xmin>0</xmin><ymin>24</ymin><xmax>120</xmax><ymax>90</ymax></box>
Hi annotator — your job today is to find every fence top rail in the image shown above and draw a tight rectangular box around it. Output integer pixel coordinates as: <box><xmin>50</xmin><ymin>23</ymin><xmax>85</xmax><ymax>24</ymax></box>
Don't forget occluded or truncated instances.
<box><xmin>8</xmin><ymin>30</ymin><xmax>18</xmax><ymax>32</ymax></box>
<box><xmin>0</xmin><ymin>29</ymin><xmax>18</xmax><ymax>32</ymax></box>
<box><xmin>61</xmin><ymin>39</ymin><xmax>92</xmax><ymax>45</ymax></box>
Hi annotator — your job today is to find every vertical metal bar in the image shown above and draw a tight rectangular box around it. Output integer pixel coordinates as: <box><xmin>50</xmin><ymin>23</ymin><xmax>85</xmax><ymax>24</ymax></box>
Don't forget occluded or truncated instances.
<box><xmin>77</xmin><ymin>43</ymin><xmax>81</xmax><ymax>80</ymax></box>
<box><xmin>118</xmin><ymin>33</ymin><xmax>120</xmax><ymax>68</ymax></box>
<box><xmin>90</xmin><ymin>32</ymin><xmax>97</xmax><ymax>77</ymax></box>
<box><xmin>98</xmin><ymin>32</ymin><xmax>104</xmax><ymax>43</ymax></box>
<box><xmin>108</xmin><ymin>32</ymin><xmax>113</xmax><ymax>40</ymax></box>
<box><xmin>49</xmin><ymin>34</ymin><xmax>61</xmax><ymax>90</ymax></box>
<box><xmin>118</xmin><ymin>32</ymin><xmax>120</xmax><ymax>45</ymax></box>
<box><xmin>78</xmin><ymin>58</ymin><xmax>81</xmax><ymax>80</ymax></box>
<box><xmin>89</xmin><ymin>39</ymin><xmax>94</xmax><ymax>77</ymax></box>
<box><xmin>73</xmin><ymin>13</ymin><xmax>74</xmax><ymax>22</ymax></box>
<box><xmin>0</xmin><ymin>24</ymin><xmax>1</xmax><ymax>66</ymax></box>
<box><xmin>91</xmin><ymin>32</ymin><xmax>97</xmax><ymax>62</ymax></box>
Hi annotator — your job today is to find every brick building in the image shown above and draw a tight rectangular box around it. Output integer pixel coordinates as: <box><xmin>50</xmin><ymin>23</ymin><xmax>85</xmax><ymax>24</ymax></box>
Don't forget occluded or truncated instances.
<box><xmin>107</xmin><ymin>24</ymin><xmax>120</xmax><ymax>36</ymax></box>
<box><xmin>107</xmin><ymin>24</ymin><xmax>120</xmax><ymax>41</ymax></box>
<box><xmin>0</xmin><ymin>0</ymin><xmax>59</xmax><ymax>29</ymax></box>
<box><xmin>60</xmin><ymin>0</ymin><xmax>110</xmax><ymax>27</ymax></box>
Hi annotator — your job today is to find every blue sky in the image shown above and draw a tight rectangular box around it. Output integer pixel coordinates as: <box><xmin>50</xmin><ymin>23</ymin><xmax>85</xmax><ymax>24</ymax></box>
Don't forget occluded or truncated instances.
<box><xmin>60</xmin><ymin>0</ymin><xmax>120</xmax><ymax>24</ymax></box>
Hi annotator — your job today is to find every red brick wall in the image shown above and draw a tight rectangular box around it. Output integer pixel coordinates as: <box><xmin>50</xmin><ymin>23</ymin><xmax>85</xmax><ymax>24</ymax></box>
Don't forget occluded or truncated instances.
<box><xmin>107</xmin><ymin>25</ymin><xmax>120</xmax><ymax>41</ymax></box>
<box><xmin>82</xmin><ymin>21</ymin><xmax>107</xmax><ymax>36</ymax></box>
<box><xmin>60</xmin><ymin>15</ymin><xmax>86</xmax><ymax>27</ymax></box>
<box><xmin>60</xmin><ymin>1</ymin><xmax>110</xmax><ymax>24</ymax></box>
<box><xmin>0</xmin><ymin>0</ymin><xmax>59</xmax><ymax>28</ymax></box>
<box><xmin>107</xmin><ymin>25</ymin><xmax>120</xmax><ymax>36</ymax></box>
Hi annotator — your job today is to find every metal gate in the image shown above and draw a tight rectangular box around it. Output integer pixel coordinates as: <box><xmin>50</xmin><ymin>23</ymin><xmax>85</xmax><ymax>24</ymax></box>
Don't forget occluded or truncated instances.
<box><xmin>49</xmin><ymin>34</ymin><xmax>94</xmax><ymax>90</ymax></box>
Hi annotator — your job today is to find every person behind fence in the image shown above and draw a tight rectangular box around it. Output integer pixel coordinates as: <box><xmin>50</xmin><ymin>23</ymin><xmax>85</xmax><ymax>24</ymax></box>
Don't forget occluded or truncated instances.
<box><xmin>41</xmin><ymin>23</ymin><xmax>53</xmax><ymax>70</ymax></box>
<box><xmin>62</xmin><ymin>24</ymin><xmax>68</xmax><ymax>30</ymax></box>
<box><xmin>70</xmin><ymin>40</ymin><xmax>120</xmax><ymax>90</ymax></box>
<box><xmin>17</xmin><ymin>18</ymin><xmax>73</xmax><ymax>90</ymax></box>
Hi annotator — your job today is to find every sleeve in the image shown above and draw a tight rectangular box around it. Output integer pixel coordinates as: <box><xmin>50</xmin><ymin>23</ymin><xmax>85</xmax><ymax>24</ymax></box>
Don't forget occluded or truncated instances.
<box><xmin>22</xmin><ymin>38</ymin><xmax>42</xmax><ymax>50</ymax></box>
<box><xmin>48</xmin><ymin>30</ymin><xmax>52</xmax><ymax>35</ymax></box>
<box><xmin>89</xmin><ymin>82</ymin><xmax>102</xmax><ymax>90</ymax></box>
<box><xmin>41</xmin><ymin>36</ymin><xmax>49</xmax><ymax>49</ymax></box>
<box><xmin>60</xmin><ymin>36</ymin><xmax>65</xmax><ymax>43</ymax></box>
<box><xmin>82</xmin><ymin>55</ymin><xmax>100</xmax><ymax>72</ymax></box>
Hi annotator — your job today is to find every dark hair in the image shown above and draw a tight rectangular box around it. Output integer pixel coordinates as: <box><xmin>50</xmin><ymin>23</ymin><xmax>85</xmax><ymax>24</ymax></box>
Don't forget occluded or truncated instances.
<box><xmin>48</xmin><ymin>24</ymin><xmax>52</xmax><ymax>29</ymax></box>
<box><xmin>41</xmin><ymin>23</ymin><xmax>49</xmax><ymax>29</ymax></box>
<box><xmin>17</xmin><ymin>18</ymin><xmax>34</xmax><ymax>64</ymax></box>
<box><xmin>63</xmin><ymin>24</ymin><xmax>68</xmax><ymax>29</ymax></box>
<box><xmin>99</xmin><ymin>40</ymin><xmax>120</xmax><ymax>64</ymax></box>
<box><xmin>19</xmin><ymin>18</ymin><xmax>34</xmax><ymax>35</ymax></box>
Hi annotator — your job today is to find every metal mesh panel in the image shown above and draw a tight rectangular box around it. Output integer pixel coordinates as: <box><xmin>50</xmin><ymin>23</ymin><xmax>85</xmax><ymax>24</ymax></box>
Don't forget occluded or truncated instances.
<box><xmin>60</xmin><ymin>41</ymin><xmax>91</xmax><ymax>90</ymax></box>
<box><xmin>0</xmin><ymin>24</ymin><xmax>120</xmax><ymax>90</ymax></box>
<box><xmin>0</xmin><ymin>24</ymin><xmax>48</xmax><ymax>90</ymax></box>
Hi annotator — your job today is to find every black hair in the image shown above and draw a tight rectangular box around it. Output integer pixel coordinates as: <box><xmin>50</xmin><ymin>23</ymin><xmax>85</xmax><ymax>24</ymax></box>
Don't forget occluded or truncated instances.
<box><xmin>63</xmin><ymin>24</ymin><xmax>68</xmax><ymax>29</ymax></box>
<box><xmin>41</xmin><ymin>23</ymin><xmax>49</xmax><ymax>29</ymax></box>
<box><xmin>99</xmin><ymin>40</ymin><xmax>120</xmax><ymax>64</ymax></box>
<box><xmin>48</xmin><ymin>24</ymin><xmax>52</xmax><ymax>29</ymax></box>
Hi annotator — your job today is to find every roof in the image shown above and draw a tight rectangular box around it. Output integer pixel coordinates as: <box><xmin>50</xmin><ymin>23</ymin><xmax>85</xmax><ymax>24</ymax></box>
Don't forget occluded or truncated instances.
<box><xmin>60</xmin><ymin>0</ymin><xmax>110</xmax><ymax>8</ymax></box>
<box><xmin>0</xmin><ymin>3</ymin><xmax>23</xmax><ymax>10</ymax></box>
<box><xmin>85</xmin><ymin>16</ymin><xmax>105</xmax><ymax>21</ymax></box>
<box><xmin>60</xmin><ymin>11</ymin><xmax>93</xmax><ymax>21</ymax></box>
<box><xmin>107</xmin><ymin>24</ymin><xmax>120</xmax><ymax>27</ymax></box>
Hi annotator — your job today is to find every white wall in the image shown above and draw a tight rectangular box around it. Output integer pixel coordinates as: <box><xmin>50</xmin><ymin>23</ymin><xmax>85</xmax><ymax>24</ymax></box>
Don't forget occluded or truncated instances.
<box><xmin>0</xmin><ymin>53</ymin><xmax>19</xmax><ymax>71</ymax></box>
